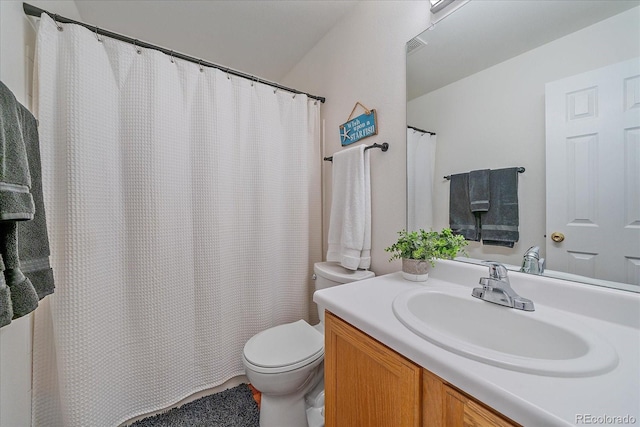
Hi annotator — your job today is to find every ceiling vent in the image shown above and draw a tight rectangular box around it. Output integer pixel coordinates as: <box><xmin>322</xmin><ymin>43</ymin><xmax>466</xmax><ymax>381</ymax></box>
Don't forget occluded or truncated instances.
<box><xmin>406</xmin><ymin>36</ymin><xmax>427</xmax><ymax>55</ymax></box>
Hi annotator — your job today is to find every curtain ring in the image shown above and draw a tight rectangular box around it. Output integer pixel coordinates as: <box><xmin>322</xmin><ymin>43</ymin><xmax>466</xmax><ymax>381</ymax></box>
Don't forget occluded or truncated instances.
<box><xmin>198</xmin><ymin>60</ymin><xmax>204</xmax><ymax>73</ymax></box>
<box><xmin>273</xmin><ymin>88</ymin><xmax>278</xmax><ymax>95</ymax></box>
<box><xmin>54</xmin><ymin>14</ymin><xmax>63</xmax><ymax>31</ymax></box>
<box><xmin>292</xmin><ymin>94</ymin><xmax>297</xmax><ymax>99</ymax></box>
<box><xmin>251</xmin><ymin>76</ymin><xmax>255</xmax><ymax>87</ymax></box>
<box><xmin>134</xmin><ymin>40</ymin><xmax>141</xmax><ymax>54</ymax></box>
<box><xmin>95</xmin><ymin>26</ymin><xmax>102</xmax><ymax>42</ymax></box>
<box><xmin>170</xmin><ymin>50</ymin><xmax>175</xmax><ymax>64</ymax></box>
<box><xmin>226</xmin><ymin>69</ymin><xmax>231</xmax><ymax>80</ymax></box>
<box><xmin>314</xmin><ymin>100</ymin><xmax>318</xmax><ymax>105</ymax></box>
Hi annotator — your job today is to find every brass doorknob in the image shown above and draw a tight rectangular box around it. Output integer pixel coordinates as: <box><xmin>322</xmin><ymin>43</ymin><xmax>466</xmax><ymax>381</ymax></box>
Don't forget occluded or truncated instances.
<box><xmin>551</xmin><ymin>232</ymin><xmax>565</xmax><ymax>243</ymax></box>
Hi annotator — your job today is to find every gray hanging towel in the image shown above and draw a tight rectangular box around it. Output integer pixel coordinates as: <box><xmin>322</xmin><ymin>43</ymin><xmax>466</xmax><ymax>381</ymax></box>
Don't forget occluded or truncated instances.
<box><xmin>481</xmin><ymin>167</ymin><xmax>519</xmax><ymax>247</ymax></box>
<box><xmin>1</xmin><ymin>81</ymin><xmax>38</xmax><ymax>323</ymax></box>
<box><xmin>0</xmin><ymin>257</ymin><xmax>12</xmax><ymax>327</ymax></box>
<box><xmin>1</xmin><ymin>222</ymin><xmax>39</xmax><ymax>318</ymax></box>
<box><xmin>0</xmin><ymin>82</ymin><xmax>34</xmax><ymax>221</ymax></box>
<box><xmin>0</xmin><ymin>81</ymin><xmax>54</xmax><ymax>326</ymax></box>
<box><xmin>449</xmin><ymin>173</ymin><xmax>479</xmax><ymax>241</ymax></box>
<box><xmin>469</xmin><ymin>169</ymin><xmax>490</xmax><ymax>212</ymax></box>
<box><xmin>16</xmin><ymin>102</ymin><xmax>55</xmax><ymax>300</ymax></box>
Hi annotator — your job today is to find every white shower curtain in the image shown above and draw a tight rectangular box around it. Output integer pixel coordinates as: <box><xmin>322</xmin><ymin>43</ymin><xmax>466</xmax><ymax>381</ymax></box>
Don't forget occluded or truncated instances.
<box><xmin>32</xmin><ymin>14</ymin><xmax>321</xmax><ymax>426</ymax></box>
<box><xmin>407</xmin><ymin>128</ymin><xmax>437</xmax><ymax>231</ymax></box>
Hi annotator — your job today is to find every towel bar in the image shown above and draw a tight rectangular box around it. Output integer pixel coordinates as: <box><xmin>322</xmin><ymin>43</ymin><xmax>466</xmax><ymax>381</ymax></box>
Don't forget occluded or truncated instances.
<box><xmin>324</xmin><ymin>142</ymin><xmax>389</xmax><ymax>162</ymax></box>
<box><xmin>407</xmin><ymin>126</ymin><xmax>436</xmax><ymax>135</ymax></box>
<box><xmin>444</xmin><ymin>167</ymin><xmax>525</xmax><ymax>180</ymax></box>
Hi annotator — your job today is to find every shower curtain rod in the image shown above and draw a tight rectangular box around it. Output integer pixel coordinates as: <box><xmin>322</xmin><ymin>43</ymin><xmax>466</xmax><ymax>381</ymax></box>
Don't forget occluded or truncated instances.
<box><xmin>407</xmin><ymin>125</ymin><xmax>436</xmax><ymax>135</ymax></box>
<box><xmin>22</xmin><ymin>2</ymin><xmax>326</xmax><ymax>104</ymax></box>
<box><xmin>323</xmin><ymin>142</ymin><xmax>389</xmax><ymax>162</ymax></box>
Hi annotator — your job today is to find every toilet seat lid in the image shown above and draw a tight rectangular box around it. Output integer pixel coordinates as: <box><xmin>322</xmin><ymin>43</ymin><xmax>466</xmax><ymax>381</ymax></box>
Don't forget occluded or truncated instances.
<box><xmin>244</xmin><ymin>320</ymin><xmax>324</xmax><ymax>370</ymax></box>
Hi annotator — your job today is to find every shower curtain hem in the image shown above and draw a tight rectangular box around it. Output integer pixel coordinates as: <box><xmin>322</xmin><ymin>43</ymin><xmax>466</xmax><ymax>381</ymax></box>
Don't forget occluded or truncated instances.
<box><xmin>116</xmin><ymin>370</ymin><xmax>248</xmax><ymax>427</ymax></box>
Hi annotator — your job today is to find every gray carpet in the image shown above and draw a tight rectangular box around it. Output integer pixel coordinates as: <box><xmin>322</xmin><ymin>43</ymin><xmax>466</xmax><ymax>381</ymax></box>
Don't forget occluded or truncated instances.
<box><xmin>130</xmin><ymin>384</ymin><xmax>260</xmax><ymax>427</ymax></box>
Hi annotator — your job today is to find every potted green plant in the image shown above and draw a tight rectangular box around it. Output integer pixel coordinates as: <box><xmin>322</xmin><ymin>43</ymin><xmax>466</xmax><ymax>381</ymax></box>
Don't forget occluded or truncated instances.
<box><xmin>385</xmin><ymin>228</ymin><xmax>468</xmax><ymax>281</ymax></box>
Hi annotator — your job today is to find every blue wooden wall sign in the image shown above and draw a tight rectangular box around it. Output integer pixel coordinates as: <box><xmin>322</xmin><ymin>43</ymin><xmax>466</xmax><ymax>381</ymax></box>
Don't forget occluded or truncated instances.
<box><xmin>339</xmin><ymin>109</ymin><xmax>377</xmax><ymax>146</ymax></box>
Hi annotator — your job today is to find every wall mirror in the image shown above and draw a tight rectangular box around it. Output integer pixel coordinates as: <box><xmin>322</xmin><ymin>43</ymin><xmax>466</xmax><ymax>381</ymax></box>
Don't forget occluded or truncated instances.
<box><xmin>406</xmin><ymin>0</ymin><xmax>640</xmax><ymax>292</ymax></box>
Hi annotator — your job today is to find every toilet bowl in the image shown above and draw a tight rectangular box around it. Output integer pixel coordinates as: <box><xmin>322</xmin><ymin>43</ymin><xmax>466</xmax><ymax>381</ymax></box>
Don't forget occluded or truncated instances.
<box><xmin>243</xmin><ymin>320</ymin><xmax>325</xmax><ymax>427</ymax></box>
<box><xmin>242</xmin><ymin>262</ymin><xmax>374</xmax><ymax>427</ymax></box>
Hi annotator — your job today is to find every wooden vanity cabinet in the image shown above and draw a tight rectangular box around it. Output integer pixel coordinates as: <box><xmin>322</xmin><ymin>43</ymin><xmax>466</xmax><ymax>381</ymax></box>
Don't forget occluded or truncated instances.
<box><xmin>324</xmin><ymin>311</ymin><xmax>422</xmax><ymax>427</ymax></box>
<box><xmin>324</xmin><ymin>311</ymin><xmax>520</xmax><ymax>427</ymax></box>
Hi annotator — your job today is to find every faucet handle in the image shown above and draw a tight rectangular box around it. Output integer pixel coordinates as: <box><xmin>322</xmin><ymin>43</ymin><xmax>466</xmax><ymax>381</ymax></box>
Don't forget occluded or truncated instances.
<box><xmin>523</xmin><ymin>246</ymin><xmax>540</xmax><ymax>260</ymax></box>
<box><xmin>482</xmin><ymin>261</ymin><xmax>509</xmax><ymax>280</ymax></box>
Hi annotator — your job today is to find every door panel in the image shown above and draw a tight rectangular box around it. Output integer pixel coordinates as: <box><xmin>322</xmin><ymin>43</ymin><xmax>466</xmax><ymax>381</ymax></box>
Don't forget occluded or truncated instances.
<box><xmin>546</xmin><ymin>58</ymin><xmax>640</xmax><ymax>286</ymax></box>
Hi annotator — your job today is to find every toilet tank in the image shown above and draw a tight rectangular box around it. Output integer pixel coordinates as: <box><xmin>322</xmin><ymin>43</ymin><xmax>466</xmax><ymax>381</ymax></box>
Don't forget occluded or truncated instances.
<box><xmin>313</xmin><ymin>262</ymin><xmax>374</xmax><ymax>324</ymax></box>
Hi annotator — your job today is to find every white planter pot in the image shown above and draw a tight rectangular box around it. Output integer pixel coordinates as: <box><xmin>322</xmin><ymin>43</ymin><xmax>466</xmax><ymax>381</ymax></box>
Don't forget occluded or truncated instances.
<box><xmin>401</xmin><ymin>258</ymin><xmax>430</xmax><ymax>282</ymax></box>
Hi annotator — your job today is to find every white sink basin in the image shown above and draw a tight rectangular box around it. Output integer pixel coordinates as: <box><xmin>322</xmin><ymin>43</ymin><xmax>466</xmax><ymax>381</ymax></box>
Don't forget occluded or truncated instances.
<box><xmin>392</xmin><ymin>286</ymin><xmax>619</xmax><ymax>377</ymax></box>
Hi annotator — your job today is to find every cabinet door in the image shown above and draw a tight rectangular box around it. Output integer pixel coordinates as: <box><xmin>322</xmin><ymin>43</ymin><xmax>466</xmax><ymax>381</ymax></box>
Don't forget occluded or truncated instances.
<box><xmin>325</xmin><ymin>311</ymin><xmax>422</xmax><ymax>427</ymax></box>
<box><xmin>423</xmin><ymin>369</ymin><xmax>519</xmax><ymax>427</ymax></box>
<box><xmin>444</xmin><ymin>387</ymin><xmax>517</xmax><ymax>427</ymax></box>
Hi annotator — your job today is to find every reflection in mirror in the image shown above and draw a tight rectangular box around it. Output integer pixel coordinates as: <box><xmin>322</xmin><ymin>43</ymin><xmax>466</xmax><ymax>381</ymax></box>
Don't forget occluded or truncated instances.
<box><xmin>406</xmin><ymin>0</ymin><xmax>640</xmax><ymax>292</ymax></box>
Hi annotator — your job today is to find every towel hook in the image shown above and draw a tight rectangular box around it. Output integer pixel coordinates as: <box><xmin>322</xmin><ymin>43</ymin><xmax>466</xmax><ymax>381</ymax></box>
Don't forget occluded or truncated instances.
<box><xmin>54</xmin><ymin>14</ymin><xmax>63</xmax><ymax>31</ymax></box>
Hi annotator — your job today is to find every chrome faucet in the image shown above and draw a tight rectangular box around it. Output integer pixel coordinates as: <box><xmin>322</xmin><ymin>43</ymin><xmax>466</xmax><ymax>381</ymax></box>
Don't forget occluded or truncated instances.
<box><xmin>472</xmin><ymin>261</ymin><xmax>535</xmax><ymax>311</ymax></box>
<box><xmin>520</xmin><ymin>246</ymin><xmax>545</xmax><ymax>275</ymax></box>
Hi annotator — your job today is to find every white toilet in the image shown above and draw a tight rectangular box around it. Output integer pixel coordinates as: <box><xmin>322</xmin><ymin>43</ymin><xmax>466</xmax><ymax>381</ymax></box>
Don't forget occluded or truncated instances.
<box><xmin>242</xmin><ymin>262</ymin><xmax>374</xmax><ymax>427</ymax></box>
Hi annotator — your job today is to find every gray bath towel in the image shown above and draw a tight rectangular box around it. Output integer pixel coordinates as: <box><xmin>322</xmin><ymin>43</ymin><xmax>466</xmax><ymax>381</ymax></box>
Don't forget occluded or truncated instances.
<box><xmin>469</xmin><ymin>169</ymin><xmax>490</xmax><ymax>212</ymax></box>
<box><xmin>449</xmin><ymin>173</ymin><xmax>479</xmax><ymax>241</ymax></box>
<box><xmin>0</xmin><ymin>81</ymin><xmax>35</xmax><ymax>221</ymax></box>
<box><xmin>16</xmin><ymin>102</ymin><xmax>55</xmax><ymax>299</ymax></box>
<box><xmin>1</xmin><ymin>222</ymin><xmax>39</xmax><ymax>318</ymax></box>
<box><xmin>0</xmin><ymin>257</ymin><xmax>12</xmax><ymax>327</ymax></box>
<box><xmin>481</xmin><ymin>167</ymin><xmax>519</xmax><ymax>247</ymax></box>
<box><xmin>0</xmin><ymin>81</ymin><xmax>53</xmax><ymax>326</ymax></box>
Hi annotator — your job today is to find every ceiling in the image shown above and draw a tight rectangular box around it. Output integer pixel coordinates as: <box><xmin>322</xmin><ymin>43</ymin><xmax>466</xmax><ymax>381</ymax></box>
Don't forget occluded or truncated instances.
<box><xmin>73</xmin><ymin>0</ymin><xmax>359</xmax><ymax>83</ymax></box>
<box><xmin>407</xmin><ymin>0</ymin><xmax>640</xmax><ymax>100</ymax></box>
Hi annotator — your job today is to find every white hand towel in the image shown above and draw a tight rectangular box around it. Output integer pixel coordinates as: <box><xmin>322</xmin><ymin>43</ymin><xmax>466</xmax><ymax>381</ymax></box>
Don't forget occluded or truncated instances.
<box><xmin>327</xmin><ymin>145</ymin><xmax>371</xmax><ymax>270</ymax></box>
<box><xmin>360</xmin><ymin>148</ymin><xmax>371</xmax><ymax>269</ymax></box>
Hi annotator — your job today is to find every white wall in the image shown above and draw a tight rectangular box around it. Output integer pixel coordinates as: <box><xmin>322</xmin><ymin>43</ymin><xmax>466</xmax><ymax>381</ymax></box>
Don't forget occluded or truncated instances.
<box><xmin>407</xmin><ymin>7</ymin><xmax>640</xmax><ymax>266</ymax></box>
<box><xmin>0</xmin><ymin>2</ymin><xmax>82</xmax><ymax>425</ymax></box>
<box><xmin>283</xmin><ymin>1</ymin><xmax>431</xmax><ymax>275</ymax></box>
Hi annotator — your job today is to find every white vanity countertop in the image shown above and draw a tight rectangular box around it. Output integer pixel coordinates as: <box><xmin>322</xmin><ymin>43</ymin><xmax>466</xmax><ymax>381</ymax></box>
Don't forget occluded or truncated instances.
<box><xmin>313</xmin><ymin>261</ymin><xmax>640</xmax><ymax>426</ymax></box>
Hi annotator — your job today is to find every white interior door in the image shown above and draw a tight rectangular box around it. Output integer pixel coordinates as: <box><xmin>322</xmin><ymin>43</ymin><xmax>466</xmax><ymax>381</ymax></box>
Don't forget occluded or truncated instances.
<box><xmin>545</xmin><ymin>57</ymin><xmax>640</xmax><ymax>286</ymax></box>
